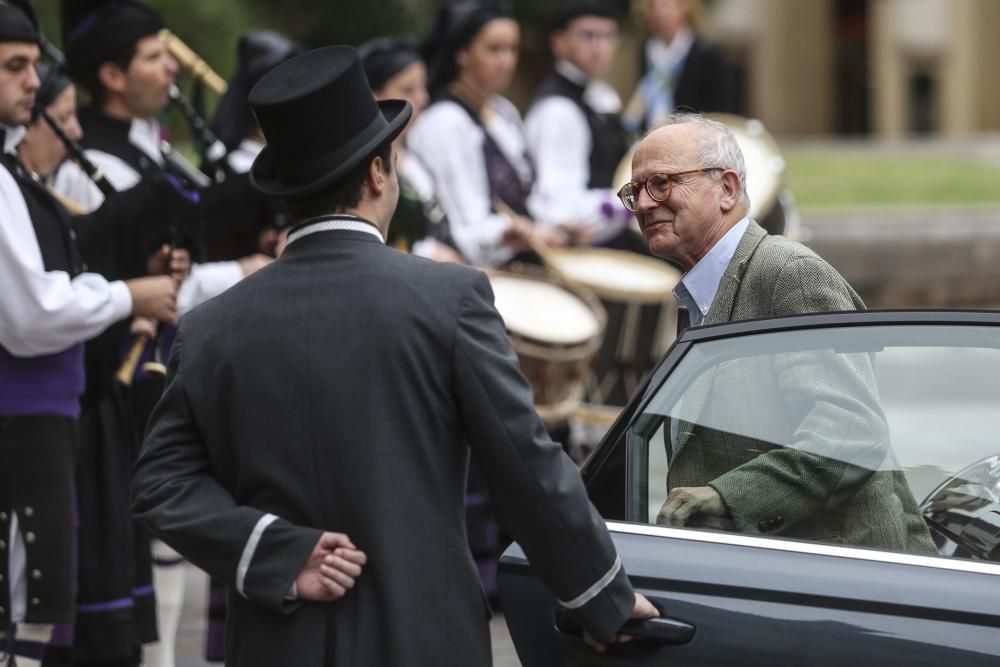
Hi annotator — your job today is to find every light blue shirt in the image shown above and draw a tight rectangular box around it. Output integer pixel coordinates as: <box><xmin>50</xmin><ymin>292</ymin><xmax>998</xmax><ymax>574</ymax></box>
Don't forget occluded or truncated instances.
<box><xmin>672</xmin><ymin>217</ymin><xmax>750</xmax><ymax>326</ymax></box>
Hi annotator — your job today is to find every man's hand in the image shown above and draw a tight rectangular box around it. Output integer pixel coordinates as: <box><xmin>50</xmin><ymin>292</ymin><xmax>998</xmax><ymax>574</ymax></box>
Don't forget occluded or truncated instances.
<box><xmin>295</xmin><ymin>532</ymin><xmax>367</xmax><ymax>602</ymax></box>
<box><xmin>126</xmin><ymin>275</ymin><xmax>177</xmax><ymax>324</ymax></box>
<box><xmin>502</xmin><ymin>213</ymin><xmax>536</xmax><ymax>251</ymax></box>
<box><xmin>656</xmin><ymin>486</ymin><xmax>729</xmax><ymax>527</ymax></box>
<box><xmin>129</xmin><ymin>316</ymin><xmax>158</xmax><ymax>338</ymax></box>
<box><xmin>583</xmin><ymin>592</ymin><xmax>659</xmax><ymax>652</ymax></box>
<box><xmin>533</xmin><ymin>224</ymin><xmax>569</xmax><ymax>249</ymax></box>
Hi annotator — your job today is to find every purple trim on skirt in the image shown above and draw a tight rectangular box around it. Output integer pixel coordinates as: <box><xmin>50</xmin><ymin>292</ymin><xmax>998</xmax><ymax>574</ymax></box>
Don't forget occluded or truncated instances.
<box><xmin>132</xmin><ymin>585</ymin><xmax>155</xmax><ymax>597</ymax></box>
<box><xmin>77</xmin><ymin>597</ymin><xmax>135</xmax><ymax>613</ymax></box>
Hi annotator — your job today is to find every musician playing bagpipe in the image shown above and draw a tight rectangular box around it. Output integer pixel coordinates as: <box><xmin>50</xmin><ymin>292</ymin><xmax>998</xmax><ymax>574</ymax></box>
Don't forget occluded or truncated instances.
<box><xmin>41</xmin><ymin>2</ymin><xmax>236</xmax><ymax>663</ymax></box>
<box><xmin>0</xmin><ymin>3</ymin><xmax>177</xmax><ymax>664</ymax></box>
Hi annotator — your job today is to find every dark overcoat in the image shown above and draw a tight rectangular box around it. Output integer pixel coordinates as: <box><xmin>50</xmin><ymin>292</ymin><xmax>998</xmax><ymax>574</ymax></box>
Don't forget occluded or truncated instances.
<box><xmin>132</xmin><ymin>226</ymin><xmax>633</xmax><ymax>666</ymax></box>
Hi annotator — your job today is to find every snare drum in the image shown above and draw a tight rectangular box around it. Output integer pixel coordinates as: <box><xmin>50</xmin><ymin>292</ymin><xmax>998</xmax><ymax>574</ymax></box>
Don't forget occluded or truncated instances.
<box><xmin>545</xmin><ymin>247</ymin><xmax>681</xmax><ymax>406</ymax></box>
<box><xmin>487</xmin><ymin>268</ymin><xmax>606</xmax><ymax>426</ymax></box>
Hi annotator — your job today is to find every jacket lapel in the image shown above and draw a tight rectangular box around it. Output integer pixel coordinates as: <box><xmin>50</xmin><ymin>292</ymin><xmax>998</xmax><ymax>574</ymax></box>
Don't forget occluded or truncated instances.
<box><xmin>672</xmin><ymin>221</ymin><xmax>769</xmax><ymax>458</ymax></box>
<box><xmin>703</xmin><ymin>220</ymin><xmax>768</xmax><ymax>326</ymax></box>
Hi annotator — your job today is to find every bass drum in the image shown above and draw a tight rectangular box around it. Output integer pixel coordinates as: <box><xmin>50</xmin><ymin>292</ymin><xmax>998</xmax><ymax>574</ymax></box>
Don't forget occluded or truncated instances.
<box><xmin>613</xmin><ymin>113</ymin><xmax>800</xmax><ymax>240</ymax></box>
<box><xmin>487</xmin><ymin>267</ymin><xmax>606</xmax><ymax>428</ymax></box>
<box><xmin>545</xmin><ymin>247</ymin><xmax>681</xmax><ymax>407</ymax></box>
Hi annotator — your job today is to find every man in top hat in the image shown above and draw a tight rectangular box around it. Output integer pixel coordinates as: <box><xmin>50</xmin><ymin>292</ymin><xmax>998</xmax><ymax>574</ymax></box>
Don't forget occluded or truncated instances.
<box><xmin>132</xmin><ymin>45</ymin><xmax>656</xmax><ymax>665</ymax></box>
<box><xmin>525</xmin><ymin>0</ymin><xmax>633</xmax><ymax>246</ymax></box>
<box><xmin>0</xmin><ymin>2</ymin><xmax>176</xmax><ymax>664</ymax></box>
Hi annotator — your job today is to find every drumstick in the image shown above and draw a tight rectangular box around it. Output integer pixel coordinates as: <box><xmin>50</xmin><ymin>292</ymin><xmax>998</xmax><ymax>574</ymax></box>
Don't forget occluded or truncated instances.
<box><xmin>493</xmin><ymin>200</ymin><xmax>565</xmax><ymax>276</ymax></box>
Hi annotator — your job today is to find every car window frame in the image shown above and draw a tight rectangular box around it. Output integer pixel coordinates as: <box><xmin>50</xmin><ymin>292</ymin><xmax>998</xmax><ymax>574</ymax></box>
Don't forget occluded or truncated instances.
<box><xmin>580</xmin><ymin>309</ymin><xmax>1000</xmax><ymax>579</ymax></box>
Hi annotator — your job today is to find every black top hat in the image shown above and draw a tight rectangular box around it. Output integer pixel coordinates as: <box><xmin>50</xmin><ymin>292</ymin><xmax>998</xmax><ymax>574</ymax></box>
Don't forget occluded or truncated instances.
<box><xmin>249</xmin><ymin>46</ymin><xmax>412</xmax><ymax>199</ymax></box>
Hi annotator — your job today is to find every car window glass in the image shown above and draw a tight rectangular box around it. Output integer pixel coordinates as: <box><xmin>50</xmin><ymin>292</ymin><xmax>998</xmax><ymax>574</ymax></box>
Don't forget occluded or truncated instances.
<box><xmin>629</xmin><ymin>325</ymin><xmax>1000</xmax><ymax>562</ymax></box>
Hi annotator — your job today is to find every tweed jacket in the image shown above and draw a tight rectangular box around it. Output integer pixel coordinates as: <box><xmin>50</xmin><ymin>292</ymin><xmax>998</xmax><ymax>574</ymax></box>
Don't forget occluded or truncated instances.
<box><xmin>667</xmin><ymin>221</ymin><xmax>936</xmax><ymax>554</ymax></box>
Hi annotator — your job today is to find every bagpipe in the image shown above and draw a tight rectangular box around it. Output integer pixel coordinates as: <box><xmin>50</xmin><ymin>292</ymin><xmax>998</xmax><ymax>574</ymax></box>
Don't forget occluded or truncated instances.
<box><xmin>35</xmin><ymin>28</ymin><xmax>233</xmax><ymax>384</ymax></box>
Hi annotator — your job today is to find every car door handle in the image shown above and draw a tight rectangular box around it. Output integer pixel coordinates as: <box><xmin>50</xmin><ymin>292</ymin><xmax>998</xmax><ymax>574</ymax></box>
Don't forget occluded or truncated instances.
<box><xmin>555</xmin><ymin>608</ymin><xmax>695</xmax><ymax>645</ymax></box>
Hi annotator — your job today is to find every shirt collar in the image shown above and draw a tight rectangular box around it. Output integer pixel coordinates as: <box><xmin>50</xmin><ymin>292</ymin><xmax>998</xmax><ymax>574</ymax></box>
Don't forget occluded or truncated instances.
<box><xmin>286</xmin><ymin>214</ymin><xmax>385</xmax><ymax>247</ymax></box>
<box><xmin>673</xmin><ymin>217</ymin><xmax>750</xmax><ymax>325</ymax></box>
<box><xmin>555</xmin><ymin>59</ymin><xmax>589</xmax><ymax>87</ymax></box>
<box><xmin>1</xmin><ymin>124</ymin><xmax>27</xmax><ymax>155</ymax></box>
<box><xmin>129</xmin><ymin>117</ymin><xmax>164</xmax><ymax>165</ymax></box>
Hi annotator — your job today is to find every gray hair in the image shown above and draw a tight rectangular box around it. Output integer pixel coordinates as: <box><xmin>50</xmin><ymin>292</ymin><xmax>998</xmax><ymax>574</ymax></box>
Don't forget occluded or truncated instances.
<box><xmin>647</xmin><ymin>112</ymin><xmax>750</xmax><ymax>206</ymax></box>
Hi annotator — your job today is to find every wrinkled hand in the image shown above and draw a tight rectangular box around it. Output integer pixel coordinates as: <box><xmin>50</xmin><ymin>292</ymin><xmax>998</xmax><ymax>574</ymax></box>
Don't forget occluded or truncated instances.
<box><xmin>583</xmin><ymin>592</ymin><xmax>659</xmax><ymax>653</ymax></box>
<box><xmin>295</xmin><ymin>532</ymin><xmax>367</xmax><ymax>602</ymax></box>
<box><xmin>656</xmin><ymin>486</ymin><xmax>729</xmax><ymax>527</ymax></box>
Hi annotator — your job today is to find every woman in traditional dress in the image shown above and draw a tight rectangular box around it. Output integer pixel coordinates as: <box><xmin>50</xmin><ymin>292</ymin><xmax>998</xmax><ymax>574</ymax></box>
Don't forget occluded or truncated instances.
<box><xmin>409</xmin><ymin>0</ymin><xmax>560</xmax><ymax>269</ymax></box>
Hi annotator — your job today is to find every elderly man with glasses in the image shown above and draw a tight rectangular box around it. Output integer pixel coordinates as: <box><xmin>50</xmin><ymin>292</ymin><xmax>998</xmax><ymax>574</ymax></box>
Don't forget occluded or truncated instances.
<box><xmin>616</xmin><ymin>113</ymin><xmax>936</xmax><ymax>554</ymax></box>
<box><xmin>621</xmin><ymin>112</ymin><xmax>863</xmax><ymax>335</ymax></box>
<box><xmin>619</xmin><ymin>115</ymin><xmax>936</xmax><ymax>555</ymax></box>
<box><xmin>627</xmin><ymin>113</ymin><xmax>832</xmax><ymax>515</ymax></box>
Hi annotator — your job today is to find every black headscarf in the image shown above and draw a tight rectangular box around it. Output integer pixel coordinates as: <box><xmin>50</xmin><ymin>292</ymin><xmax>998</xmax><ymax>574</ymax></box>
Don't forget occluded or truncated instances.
<box><xmin>0</xmin><ymin>0</ymin><xmax>39</xmax><ymax>44</ymax></box>
<box><xmin>359</xmin><ymin>36</ymin><xmax>421</xmax><ymax>92</ymax></box>
<box><xmin>210</xmin><ymin>31</ymin><xmax>302</xmax><ymax>151</ymax></box>
<box><xmin>422</xmin><ymin>0</ymin><xmax>512</xmax><ymax>94</ymax></box>
<box><xmin>61</xmin><ymin>0</ymin><xmax>164</xmax><ymax>80</ymax></box>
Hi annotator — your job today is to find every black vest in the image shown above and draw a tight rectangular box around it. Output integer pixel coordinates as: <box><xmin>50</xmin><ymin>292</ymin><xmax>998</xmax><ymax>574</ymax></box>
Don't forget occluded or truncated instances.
<box><xmin>0</xmin><ymin>134</ymin><xmax>82</xmax><ymax>277</ymax></box>
<box><xmin>534</xmin><ymin>71</ymin><xmax>628</xmax><ymax>189</ymax></box>
<box><xmin>78</xmin><ymin>108</ymin><xmax>161</xmax><ymax>179</ymax></box>
<box><xmin>76</xmin><ymin>108</ymin><xmax>205</xmax><ymax>270</ymax></box>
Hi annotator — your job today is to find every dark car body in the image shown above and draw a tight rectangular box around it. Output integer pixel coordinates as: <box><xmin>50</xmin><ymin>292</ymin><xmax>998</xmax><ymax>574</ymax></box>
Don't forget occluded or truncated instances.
<box><xmin>500</xmin><ymin>311</ymin><xmax>1000</xmax><ymax>666</ymax></box>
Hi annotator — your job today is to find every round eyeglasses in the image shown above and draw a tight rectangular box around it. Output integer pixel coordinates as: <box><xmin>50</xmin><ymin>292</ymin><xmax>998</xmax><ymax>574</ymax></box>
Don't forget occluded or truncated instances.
<box><xmin>617</xmin><ymin>168</ymin><xmax>724</xmax><ymax>212</ymax></box>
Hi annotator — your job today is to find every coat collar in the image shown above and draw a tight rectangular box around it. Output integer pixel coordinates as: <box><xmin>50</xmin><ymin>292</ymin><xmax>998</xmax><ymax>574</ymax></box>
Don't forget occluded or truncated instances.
<box><xmin>703</xmin><ymin>219</ymin><xmax>768</xmax><ymax>326</ymax></box>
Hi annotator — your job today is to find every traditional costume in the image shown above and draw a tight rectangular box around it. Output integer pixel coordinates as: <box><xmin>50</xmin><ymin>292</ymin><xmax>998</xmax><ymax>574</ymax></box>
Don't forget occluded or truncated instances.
<box><xmin>408</xmin><ymin>0</ymin><xmax>533</xmax><ymax>269</ymax></box>
<box><xmin>525</xmin><ymin>1</ymin><xmax>632</xmax><ymax>244</ymax></box>
<box><xmin>0</xmin><ymin>5</ymin><xmax>133</xmax><ymax>663</ymax></box>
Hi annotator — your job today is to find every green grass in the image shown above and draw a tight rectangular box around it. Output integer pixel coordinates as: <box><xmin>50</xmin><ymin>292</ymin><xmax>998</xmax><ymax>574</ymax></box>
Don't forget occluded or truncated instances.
<box><xmin>783</xmin><ymin>148</ymin><xmax>1000</xmax><ymax>211</ymax></box>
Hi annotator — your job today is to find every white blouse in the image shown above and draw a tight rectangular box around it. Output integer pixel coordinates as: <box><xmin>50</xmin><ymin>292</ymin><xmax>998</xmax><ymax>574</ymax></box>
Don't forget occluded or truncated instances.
<box><xmin>407</xmin><ymin>95</ymin><xmax>532</xmax><ymax>268</ymax></box>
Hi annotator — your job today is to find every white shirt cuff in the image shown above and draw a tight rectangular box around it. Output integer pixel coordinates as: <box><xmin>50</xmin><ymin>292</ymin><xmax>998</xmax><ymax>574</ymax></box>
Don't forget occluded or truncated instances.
<box><xmin>108</xmin><ymin>279</ymin><xmax>133</xmax><ymax>321</ymax></box>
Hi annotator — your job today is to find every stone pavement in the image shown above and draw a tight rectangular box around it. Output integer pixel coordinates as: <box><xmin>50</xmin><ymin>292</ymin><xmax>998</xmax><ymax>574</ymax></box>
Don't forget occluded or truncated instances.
<box><xmin>172</xmin><ymin>564</ymin><xmax>522</xmax><ymax>666</ymax></box>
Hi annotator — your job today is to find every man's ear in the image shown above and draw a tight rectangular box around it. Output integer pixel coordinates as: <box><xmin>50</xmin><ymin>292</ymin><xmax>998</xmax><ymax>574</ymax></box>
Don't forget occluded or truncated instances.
<box><xmin>368</xmin><ymin>155</ymin><xmax>386</xmax><ymax>195</ymax></box>
<box><xmin>719</xmin><ymin>170</ymin><xmax>741</xmax><ymax>212</ymax></box>
<box><xmin>97</xmin><ymin>62</ymin><xmax>127</xmax><ymax>96</ymax></box>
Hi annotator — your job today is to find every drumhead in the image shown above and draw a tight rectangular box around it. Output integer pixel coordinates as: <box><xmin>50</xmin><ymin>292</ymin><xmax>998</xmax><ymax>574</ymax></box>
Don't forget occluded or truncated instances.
<box><xmin>489</xmin><ymin>273</ymin><xmax>601</xmax><ymax>345</ymax></box>
<box><xmin>548</xmin><ymin>247</ymin><xmax>680</xmax><ymax>303</ymax></box>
